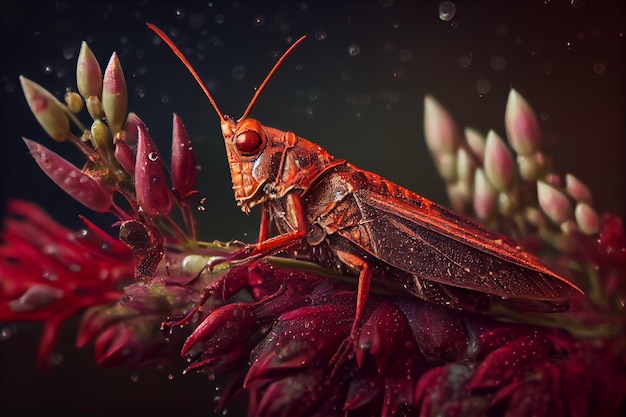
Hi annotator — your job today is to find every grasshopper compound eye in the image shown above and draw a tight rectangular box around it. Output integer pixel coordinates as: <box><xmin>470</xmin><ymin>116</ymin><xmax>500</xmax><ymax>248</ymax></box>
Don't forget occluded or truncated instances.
<box><xmin>235</xmin><ymin>130</ymin><xmax>264</xmax><ymax>155</ymax></box>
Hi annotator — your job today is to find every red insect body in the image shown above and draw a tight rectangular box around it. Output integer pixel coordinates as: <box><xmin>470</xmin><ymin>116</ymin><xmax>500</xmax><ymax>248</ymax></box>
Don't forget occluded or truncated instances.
<box><xmin>147</xmin><ymin>24</ymin><xmax>581</xmax><ymax>354</ymax></box>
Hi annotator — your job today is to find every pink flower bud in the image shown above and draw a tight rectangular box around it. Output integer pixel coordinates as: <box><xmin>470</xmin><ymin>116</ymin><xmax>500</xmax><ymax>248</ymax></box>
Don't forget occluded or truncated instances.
<box><xmin>23</xmin><ymin>138</ymin><xmax>114</xmax><ymax>212</ymax></box>
<box><xmin>423</xmin><ymin>95</ymin><xmax>461</xmax><ymax>156</ymax></box>
<box><xmin>20</xmin><ymin>76</ymin><xmax>70</xmax><ymax>142</ymax></box>
<box><xmin>102</xmin><ymin>52</ymin><xmax>128</xmax><ymax>135</ymax></box>
<box><xmin>537</xmin><ymin>180</ymin><xmax>573</xmax><ymax>225</ymax></box>
<box><xmin>505</xmin><ymin>89</ymin><xmax>542</xmax><ymax>156</ymax></box>
<box><xmin>171</xmin><ymin>114</ymin><xmax>199</xmax><ymax>198</ymax></box>
<box><xmin>484</xmin><ymin>130</ymin><xmax>515</xmax><ymax>192</ymax></box>
<box><xmin>76</xmin><ymin>41</ymin><xmax>103</xmax><ymax>100</ymax></box>
<box><xmin>134</xmin><ymin>124</ymin><xmax>171</xmax><ymax>216</ymax></box>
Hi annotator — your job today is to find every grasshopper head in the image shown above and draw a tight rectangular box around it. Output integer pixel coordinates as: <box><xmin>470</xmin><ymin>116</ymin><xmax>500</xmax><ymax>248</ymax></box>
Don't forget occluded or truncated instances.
<box><xmin>221</xmin><ymin>117</ymin><xmax>334</xmax><ymax>214</ymax></box>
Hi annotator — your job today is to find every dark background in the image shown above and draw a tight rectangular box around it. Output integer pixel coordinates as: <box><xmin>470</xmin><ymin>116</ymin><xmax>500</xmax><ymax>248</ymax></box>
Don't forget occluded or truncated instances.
<box><xmin>0</xmin><ymin>0</ymin><xmax>624</xmax><ymax>416</ymax></box>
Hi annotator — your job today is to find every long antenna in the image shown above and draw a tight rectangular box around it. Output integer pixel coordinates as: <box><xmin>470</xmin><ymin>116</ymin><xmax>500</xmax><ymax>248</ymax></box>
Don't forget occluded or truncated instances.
<box><xmin>147</xmin><ymin>23</ymin><xmax>225</xmax><ymax>122</ymax></box>
<box><xmin>239</xmin><ymin>35</ymin><xmax>307</xmax><ymax>121</ymax></box>
<box><xmin>147</xmin><ymin>23</ymin><xmax>306</xmax><ymax>123</ymax></box>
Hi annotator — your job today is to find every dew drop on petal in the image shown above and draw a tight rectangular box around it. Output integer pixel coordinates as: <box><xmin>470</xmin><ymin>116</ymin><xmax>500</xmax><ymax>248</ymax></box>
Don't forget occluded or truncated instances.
<box><xmin>438</xmin><ymin>1</ymin><xmax>456</xmax><ymax>21</ymax></box>
<box><xmin>315</xmin><ymin>30</ymin><xmax>327</xmax><ymax>41</ymax></box>
<box><xmin>148</xmin><ymin>152</ymin><xmax>159</xmax><ymax>162</ymax></box>
<box><xmin>232</xmin><ymin>65</ymin><xmax>246</xmax><ymax>80</ymax></box>
<box><xmin>348</xmin><ymin>44</ymin><xmax>360</xmax><ymax>56</ymax></box>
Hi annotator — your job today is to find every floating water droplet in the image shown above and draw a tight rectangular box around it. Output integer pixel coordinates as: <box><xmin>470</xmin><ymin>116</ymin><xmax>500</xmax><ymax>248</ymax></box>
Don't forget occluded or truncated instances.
<box><xmin>300</xmin><ymin>2</ymin><xmax>308</xmax><ymax>10</ymax></box>
<box><xmin>570</xmin><ymin>0</ymin><xmax>585</xmax><ymax>8</ymax></box>
<box><xmin>398</xmin><ymin>49</ymin><xmax>412</xmax><ymax>62</ymax></box>
<box><xmin>315</xmin><ymin>30</ymin><xmax>327</xmax><ymax>41</ymax></box>
<box><xmin>305</xmin><ymin>107</ymin><xmax>314</xmax><ymax>117</ymax></box>
<box><xmin>130</xmin><ymin>372</ymin><xmax>139</xmax><ymax>382</ymax></box>
<box><xmin>347</xmin><ymin>44</ymin><xmax>360</xmax><ymax>56</ymax></box>
<box><xmin>540</xmin><ymin>113</ymin><xmax>549</xmax><ymax>121</ymax></box>
<box><xmin>232</xmin><ymin>65</ymin><xmax>246</xmax><ymax>80</ymax></box>
<box><xmin>495</xmin><ymin>24</ymin><xmax>509</xmax><ymax>37</ymax></box>
<box><xmin>51</xmin><ymin>353</ymin><xmax>64</xmax><ymax>366</ymax></box>
<box><xmin>393</xmin><ymin>22</ymin><xmax>400</xmax><ymax>29</ymax></box>
<box><xmin>215</xmin><ymin>14</ymin><xmax>224</xmax><ymax>24</ymax></box>
<box><xmin>43</xmin><ymin>271</ymin><xmax>59</xmax><ymax>281</ymax></box>
<box><xmin>161</xmin><ymin>94</ymin><xmax>170</xmax><ymax>103</ymax></box>
<box><xmin>0</xmin><ymin>325</ymin><xmax>16</xmax><ymax>340</ymax></box>
<box><xmin>489</xmin><ymin>56</ymin><xmax>506</xmax><ymax>71</ymax></box>
<box><xmin>62</xmin><ymin>46</ymin><xmax>75</xmax><ymax>60</ymax></box>
<box><xmin>148</xmin><ymin>152</ymin><xmax>159</xmax><ymax>162</ymax></box>
<box><xmin>458</xmin><ymin>55</ymin><xmax>472</xmax><ymax>68</ymax></box>
<box><xmin>476</xmin><ymin>78</ymin><xmax>491</xmax><ymax>96</ymax></box>
<box><xmin>253</xmin><ymin>15</ymin><xmax>265</xmax><ymax>26</ymax></box>
<box><xmin>438</xmin><ymin>1</ymin><xmax>456</xmax><ymax>21</ymax></box>
<box><xmin>42</xmin><ymin>64</ymin><xmax>53</xmax><ymax>75</ymax></box>
<box><xmin>168</xmin><ymin>373</ymin><xmax>175</xmax><ymax>380</ymax></box>
<box><xmin>450</xmin><ymin>20</ymin><xmax>459</xmax><ymax>29</ymax></box>
<box><xmin>175</xmin><ymin>8</ymin><xmax>185</xmax><ymax>18</ymax></box>
<box><xmin>189</xmin><ymin>13</ymin><xmax>205</xmax><ymax>29</ymax></box>
<box><xmin>593</xmin><ymin>62</ymin><xmax>606</xmax><ymax>74</ymax></box>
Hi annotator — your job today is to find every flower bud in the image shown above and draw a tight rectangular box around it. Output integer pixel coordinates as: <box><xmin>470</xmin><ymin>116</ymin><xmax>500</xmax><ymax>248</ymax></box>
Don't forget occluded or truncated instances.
<box><xmin>505</xmin><ymin>88</ymin><xmax>542</xmax><ymax>156</ymax></box>
<box><xmin>171</xmin><ymin>114</ymin><xmax>198</xmax><ymax>198</ymax></box>
<box><xmin>464</xmin><ymin>127</ymin><xmax>485</xmax><ymax>164</ymax></box>
<box><xmin>135</xmin><ymin>124</ymin><xmax>171</xmax><ymax>216</ymax></box>
<box><xmin>102</xmin><ymin>52</ymin><xmax>128</xmax><ymax>135</ymax></box>
<box><xmin>484</xmin><ymin>130</ymin><xmax>515</xmax><ymax>192</ymax></box>
<box><xmin>64</xmin><ymin>91</ymin><xmax>84</xmax><ymax>113</ymax></box>
<box><xmin>565</xmin><ymin>174</ymin><xmax>593</xmax><ymax>204</ymax></box>
<box><xmin>90</xmin><ymin>119</ymin><xmax>113</xmax><ymax>153</ymax></box>
<box><xmin>473</xmin><ymin>168</ymin><xmax>497</xmax><ymax>220</ymax></box>
<box><xmin>20</xmin><ymin>76</ymin><xmax>70</xmax><ymax>142</ymax></box>
<box><xmin>575</xmin><ymin>202</ymin><xmax>600</xmax><ymax>235</ymax></box>
<box><xmin>86</xmin><ymin>96</ymin><xmax>105</xmax><ymax>120</ymax></box>
<box><xmin>537</xmin><ymin>180</ymin><xmax>573</xmax><ymax>225</ymax></box>
<box><xmin>424</xmin><ymin>95</ymin><xmax>461</xmax><ymax>156</ymax></box>
<box><xmin>76</xmin><ymin>41</ymin><xmax>103</xmax><ymax>100</ymax></box>
<box><xmin>517</xmin><ymin>151</ymin><xmax>548</xmax><ymax>181</ymax></box>
<box><xmin>23</xmin><ymin>138</ymin><xmax>114</xmax><ymax>212</ymax></box>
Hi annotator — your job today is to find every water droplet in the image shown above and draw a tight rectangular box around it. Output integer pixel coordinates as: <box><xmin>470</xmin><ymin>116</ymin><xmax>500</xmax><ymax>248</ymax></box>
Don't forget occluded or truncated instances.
<box><xmin>168</xmin><ymin>373</ymin><xmax>175</xmax><ymax>380</ymax></box>
<box><xmin>148</xmin><ymin>152</ymin><xmax>159</xmax><ymax>162</ymax></box>
<box><xmin>347</xmin><ymin>44</ymin><xmax>360</xmax><ymax>56</ymax></box>
<box><xmin>69</xmin><ymin>264</ymin><xmax>82</xmax><ymax>273</ymax></box>
<box><xmin>253</xmin><ymin>15</ymin><xmax>265</xmax><ymax>26</ymax></box>
<box><xmin>175</xmin><ymin>8</ymin><xmax>185</xmax><ymax>18</ymax></box>
<box><xmin>450</xmin><ymin>20</ymin><xmax>459</xmax><ymax>29</ymax></box>
<box><xmin>189</xmin><ymin>12</ymin><xmax>205</xmax><ymax>29</ymax></box>
<box><xmin>398</xmin><ymin>49</ymin><xmax>412</xmax><ymax>62</ymax></box>
<box><xmin>135</xmin><ymin>86</ymin><xmax>145</xmax><ymax>98</ymax></box>
<box><xmin>51</xmin><ymin>353</ymin><xmax>64</xmax><ymax>366</ymax></box>
<box><xmin>215</xmin><ymin>14</ymin><xmax>224</xmax><ymax>24</ymax></box>
<box><xmin>130</xmin><ymin>372</ymin><xmax>139</xmax><ymax>382</ymax></box>
<box><xmin>43</xmin><ymin>271</ymin><xmax>59</xmax><ymax>281</ymax></box>
<box><xmin>161</xmin><ymin>94</ymin><xmax>170</xmax><ymax>103</ymax></box>
<box><xmin>232</xmin><ymin>65</ymin><xmax>246</xmax><ymax>80</ymax></box>
<box><xmin>62</xmin><ymin>46</ymin><xmax>75</xmax><ymax>60</ymax></box>
<box><xmin>540</xmin><ymin>113</ymin><xmax>549</xmax><ymax>121</ymax></box>
<box><xmin>570</xmin><ymin>0</ymin><xmax>585</xmax><ymax>8</ymax></box>
<box><xmin>392</xmin><ymin>68</ymin><xmax>403</xmax><ymax>78</ymax></box>
<box><xmin>315</xmin><ymin>30</ymin><xmax>327</xmax><ymax>41</ymax></box>
<box><xmin>476</xmin><ymin>78</ymin><xmax>491</xmax><ymax>95</ymax></box>
<box><xmin>0</xmin><ymin>325</ymin><xmax>16</xmax><ymax>340</ymax></box>
<box><xmin>300</xmin><ymin>2</ymin><xmax>308</xmax><ymax>10</ymax></box>
<box><xmin>495</xmin><ymin>24</ymin><xmax>509</xmax><ymax>37</ymax></box>
<box><xmin>438</xmin><ymin>1</ymin><xmax>456</xmax><ymax>21</ymax></box>
<box><xmin>459</xmin><ymin>55</ymin><xmax>472</xmax><ymax>68</ymax></box>
<box><xmin>305</xmin><ymin>106</ymin><xmax>314</xmax><ymax>117</ymax></box>
<box><xmin>42</xmin><ymin>64</ymin><xmax>52</xmax><ymax>75</ymax></box>
<box><xmin>593</xmin><ymin>62</ymin><xmax>606</xmax><ymax>74</ymax></box>
<box><xmin>489</xmin><ymin>56</ymin><xmax>506</xmax><ymax>71</ymax></box>
<box><xmin>393</xmin><ymin>22</ymin><xmax>400</xmax><ymax>29</ymax></box>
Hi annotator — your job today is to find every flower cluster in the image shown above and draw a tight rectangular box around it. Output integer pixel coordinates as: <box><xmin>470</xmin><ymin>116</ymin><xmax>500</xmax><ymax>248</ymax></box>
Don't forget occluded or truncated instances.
<box><xmin>1</xmin><ymin>38</ymin><xmax>625</xmax><ymax>416</ymax></box>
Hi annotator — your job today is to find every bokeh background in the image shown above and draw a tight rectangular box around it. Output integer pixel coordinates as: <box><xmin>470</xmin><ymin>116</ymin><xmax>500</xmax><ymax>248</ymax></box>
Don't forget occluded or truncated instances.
<box><xmin>0</xmin><ymin>0</ymin><xmax>624</xmax><ymax>416</ymax></box>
